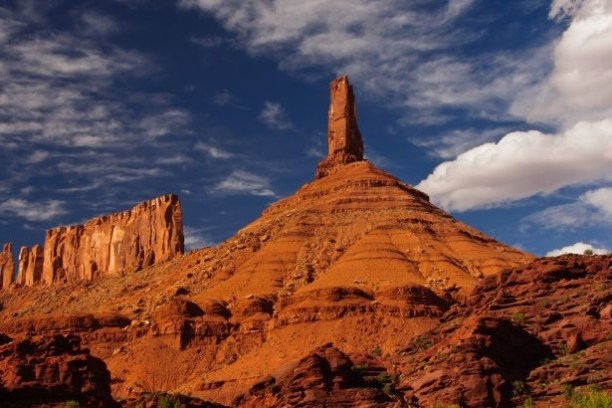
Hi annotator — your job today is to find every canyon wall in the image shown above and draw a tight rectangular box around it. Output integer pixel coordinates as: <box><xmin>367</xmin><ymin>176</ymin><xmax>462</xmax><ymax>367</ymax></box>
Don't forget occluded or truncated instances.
<box><xmin>42</xmin><ymin>194</ymin><xmax>184</xmax><ymax>284</ymax></box>
<box><xmin>0</xmin><ymin>194</ymin><xmax>184</xmax><ymax>289</ymax></box>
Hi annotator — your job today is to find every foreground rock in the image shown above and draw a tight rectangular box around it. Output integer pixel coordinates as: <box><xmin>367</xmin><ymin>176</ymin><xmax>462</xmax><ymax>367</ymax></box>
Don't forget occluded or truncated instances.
<box><xmin>397</xmin><ymin>255</ymin><xmax>612</xmax><ymax>407</ymax></box>
<box><xmin>235</xmin><ymin>344</ymin><xmax>404</xmax><ymax>407</ymax></box>
<box><xmin>0</xmin><ymin>334</ymin><xmax>117</xmax><ymax>407</ymax></box>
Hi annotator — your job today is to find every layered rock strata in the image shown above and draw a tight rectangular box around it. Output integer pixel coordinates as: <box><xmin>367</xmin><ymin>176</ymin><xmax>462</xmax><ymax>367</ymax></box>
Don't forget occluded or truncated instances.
<box><xmin>0</xmin><ymin>243</ymin><xmax>14</xmax><ymax>289</ymax></box>
<box><xmin>42</xmin><ymin>194</ymin><xmax>184</xmax><ymax>284</ymax></box>
<box><xmin>0</xmin><ymin>334</ymin><xmax>118</xmax><ymax>407</ymax></box>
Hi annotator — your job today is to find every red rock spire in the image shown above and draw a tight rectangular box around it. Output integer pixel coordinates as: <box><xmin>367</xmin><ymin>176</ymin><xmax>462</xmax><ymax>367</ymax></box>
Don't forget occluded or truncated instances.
<box><xmin>315</xmin><ymin>76</ymin><xmax>364</xmax><ymax>178</ymax></box>
<box><xmin>0</xmin><ymin>242</ymin><xmax>14</xmax><ymax>289</ymax></box>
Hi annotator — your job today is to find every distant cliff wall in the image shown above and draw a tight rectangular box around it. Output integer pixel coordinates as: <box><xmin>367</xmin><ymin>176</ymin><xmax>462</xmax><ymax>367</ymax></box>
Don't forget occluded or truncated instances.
<box><xmin>0</xmin><ymin>194</ymin><xmax>184</xmax><ymax>290</ymax></box>
<box><xmin>42</xmin><ymin>194</ymin><xmax>184</xmax><ymax>284</ymax></box>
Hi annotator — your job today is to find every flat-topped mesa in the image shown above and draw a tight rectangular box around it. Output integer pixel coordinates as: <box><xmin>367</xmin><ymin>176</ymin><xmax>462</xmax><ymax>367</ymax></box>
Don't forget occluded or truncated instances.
<box><xmin>315</xmin><ymin>76</ymin><xmax>365</xmax><ymax>179</ymax></box>
<box><xmin>42</xmin><ymin>193</ymin><xmax>184</xmax><ymax>284</ymax></box>
<box><xmin>0</xmin><ymin>243</ymin><xmax>14</xmax><ymax>289</ymax></box>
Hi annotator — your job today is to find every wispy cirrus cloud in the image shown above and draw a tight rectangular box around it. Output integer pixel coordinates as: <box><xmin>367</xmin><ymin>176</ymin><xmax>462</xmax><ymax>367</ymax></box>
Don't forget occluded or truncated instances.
<box><xmin>0</xmin><ymin>198</ymin><xmax>67</xmax><ymax>222</ymax></box>
<box><xmin>259</xmin><ymin>101</ymin><xmax>293</xmax><ymax>131</ymax></box>
<box><xmin>522</xmin><ymin>187</ymin><xmax>612</xmax><ymax>230</ymax></box>
<box><xmin>214</xmin><ymin>170</ymin><xmax>276</xmax><ymax>197</ymax></box>
<box><xmin>0</xmin><ymin>2</ymin><xmax>193</xmax><ymax>219</ymax></box>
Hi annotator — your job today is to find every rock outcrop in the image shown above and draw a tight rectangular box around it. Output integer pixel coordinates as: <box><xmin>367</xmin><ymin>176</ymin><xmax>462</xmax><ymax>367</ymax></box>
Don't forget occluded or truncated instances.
<box><xmin>397</xmin><ymin>255</ymin><xmax>612</xmax><ymax>407</ymax></box>
<box><xmin>316</xmin><ymin>76</ymin><xmax>365</xmax><ymax>179</ymax></box>
<box><xmin>0</xmin><ymin>334</ymin><xmax>118</xmax><ymax>407</ymax></box>
<box><xmin>16</xmin><ymin>245</ymin><xmax>44</xmax><ymax>286</ymax></box>
<box><xmin>42</xmin><ymin>194</ymin><xmax>184</xmax><ymax>284</ymax></box>
<box><xmin>235</xmin><ymin>344</ymin><xmax>401</xmax><ymax>407</ymax></box>
<box><xmin>0</xmin><ymin>243</ymin><xmax>14</xmax><ymax>289</ymax></box>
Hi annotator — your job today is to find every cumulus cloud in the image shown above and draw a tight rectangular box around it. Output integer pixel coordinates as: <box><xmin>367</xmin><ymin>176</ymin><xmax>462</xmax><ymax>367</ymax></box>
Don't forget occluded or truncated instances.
<box><xmin>417</xmin><ymin>0</ymin><xmax>612</xmax><ymax>211</ymax></box>
<box><xmin>214</xmin><ymin>170</ymin><xmax>276</xmax><ymax>197</ymax></box>
<box><xmin>513</xmin><ymin>0</ymin><xmax>612</xmax><ymax>125</ymax></box>
<box><xmin>416</xmin><ymin>120</ymin><xmax>612</xmax><ymax>211</ymax></box>
<box><xmin>259</xmin><ymin>101</ymin><xmax>293</xmax><ymax>131</ymax></box>
<box><xmin>546</xmin><ymin>242</ymin><xmax>609</xmax><ymax>256</ymax></box>
<box><xmin>0</xmin><ymin>198</ymin><xmax>67</xmax><ymax>221</ymax></box>
<box><xmin>582</xmin><ymin>186</ymin><xmax>612</xmax><ymax>215</ymax></box>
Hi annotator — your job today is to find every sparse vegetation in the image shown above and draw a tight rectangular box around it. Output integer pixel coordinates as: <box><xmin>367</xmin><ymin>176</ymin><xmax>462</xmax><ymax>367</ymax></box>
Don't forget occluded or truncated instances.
<box><xmin>512</xmin><ymin>311</ymin><xmax>526</xmax><ymax>325</ymax></box>
<box><xmin>521</xmin><ymin>396</ymin><xmax>535</xmax><ymax>408</ymax></box>
<box><xmin>583</xmin><ymin>249</ymin><xmax>594</xmax><ymax>256</ymax></box>
<box><xmin>565</xmin><ymin>386</ymin><xmax>612</xmax><ymax>408</ymax></box>
<box><xmin>512</xmin><ymin>380</ymin><xmax>528</xmax><ymax>396</ymax></box>
<box><xmin>367</xmin><ymin>372</ymin><xmax>398</xmax><ymax>397</ymax></box>
<box><xmin>412</xmin><ymin>337</ymin><xmax>434</xmax><ymax>351</ymax></box>
<box><xmin>157</xmin><ymin>395</ymin><xmax>180</xmax><ymax>408</ymax></box>
<box><xmin>371</xmin><ymin>346</ymin><xmax>383</xmax><ymax>357</ymax></box>
<box><xmin>63</xmin><ymin>402</ymin><xmax>79</xmax><ymax>408</ymax></box>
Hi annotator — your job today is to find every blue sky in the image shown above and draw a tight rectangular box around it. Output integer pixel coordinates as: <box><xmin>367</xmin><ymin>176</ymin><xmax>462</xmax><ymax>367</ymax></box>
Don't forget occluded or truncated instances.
<box><xmin>0</xmin><ymin>0</ymin><xmax>611</xmax><ymax>257</ymax></box>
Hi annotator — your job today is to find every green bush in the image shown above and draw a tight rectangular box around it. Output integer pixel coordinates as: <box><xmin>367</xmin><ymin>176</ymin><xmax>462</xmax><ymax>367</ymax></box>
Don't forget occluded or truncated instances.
<box><xmin>583</xmin><ymin>249</ymin><xmax>594</xmax><ymax>256</ymax></box>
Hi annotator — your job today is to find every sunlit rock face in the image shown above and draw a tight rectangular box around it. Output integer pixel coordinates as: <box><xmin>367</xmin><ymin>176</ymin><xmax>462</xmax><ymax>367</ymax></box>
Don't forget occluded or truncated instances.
<box><xmin>42</xmin><ymin>193</ymin><xmax>184</xmax><ymax>284</ymax></box>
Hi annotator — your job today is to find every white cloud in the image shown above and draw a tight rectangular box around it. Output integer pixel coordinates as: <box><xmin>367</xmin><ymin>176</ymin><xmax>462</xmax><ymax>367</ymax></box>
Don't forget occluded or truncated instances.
<box><xmin>0</xmin><ymin>198</ymin><xmax>67</xmax><ymax>221</ymax></box>
<box><xmin>416</xmin><ymin>119</ymin><xmax>612</xmax><ymax>211</ymax></box>
<box><xmin>582</xmin><ymin>187</ymin><xmax>612</xmax><ymax>215</ymax></box>
<box><xmin>194</xmin><ymin>142</ymin><xmax>235</xmax><ymax>159</ymax></box>
<box><xmin>179</xmin><ymin>0</ymin><xmax>515</xmax><ymax>122</ymax></box>
<box><xmin>213</xmin><ymin>89</ymin><xmax>237</xmax><ymax>106</ymax></box>
<box><xmin>259</xmin><ymin>101</ymin><xmax>293</xmax><ymax>131</ymax></box>
<box><xmin>523</xmin><ymin>186</ymin><xmax>612</xmax><ymax>230</ymax></box>
<box><xmin>514</xmin><ymin>0</ymin><xmax>612</xmax><ymax>125</ymax></box>
<box><xmin>412</xmin><ymin>126</ymin><xmax>514</xmax><ymax>159</ymax></box>
<box><xmin>184</xmin><ymin>226</ymin><xmax>215</xmax><ymax>251</ymax></box>
<box><xmin>546</xmin><ymin>242</ymin><xmax>609</xmax><ymax>256</ymax></box>
<box><xmin>214</xmin><ymin>170</ymin><xmax>276</xmax><ymax>197</ymax></box>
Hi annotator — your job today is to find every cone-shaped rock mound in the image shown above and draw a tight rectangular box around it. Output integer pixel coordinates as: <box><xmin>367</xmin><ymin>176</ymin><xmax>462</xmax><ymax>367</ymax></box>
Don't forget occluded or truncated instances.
<box><xmin>0</xmin><ymin>76</ymin><xmax>534</xmax><ymax>405</ymax></box>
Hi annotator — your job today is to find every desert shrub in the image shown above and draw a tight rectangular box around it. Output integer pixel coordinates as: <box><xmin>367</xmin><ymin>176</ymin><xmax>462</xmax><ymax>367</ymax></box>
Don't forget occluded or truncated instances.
<box><xmin>63</xmin><ymin>401</ymin><xmax>79</xmax><ymax>408</ymax></box>
<box><xmin>512</xmin><ymin>311</ymin><xmax>526</xmax><ymax>325</ymax></box>
<box><xmin>512</xmin><ymin>380</ymin><xmax>528</xmax><ymax>396</ymax></box>
<box><xmin>567</xmin><ymin>387</ymin><xmax>612</xmax><ymax>408</ymax></box>
<box><xmin>371</xmin><ymin>346</ymin><xmax>383</xmax><ymax>357</ymax></box>
<box><xmin>583</xmin><ymin>249</ymin><xmax>594</xmax><ymax>256</ymax></box>
<box><xmin>157</xmin><ymin>395</ymin><xmax>180</xmax><ymax>408</ymax></box>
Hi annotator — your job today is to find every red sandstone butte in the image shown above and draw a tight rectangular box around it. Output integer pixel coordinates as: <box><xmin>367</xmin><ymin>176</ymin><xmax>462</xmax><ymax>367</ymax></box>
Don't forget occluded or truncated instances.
<box><xmin>42</xmin><ymin>194</ymin><xmax>184</xmax><ymax>284</ymax></box>
<box><xmin>315</xmin><ymin>75</ymin><xmax>365</xmax><ymax>179</ymax></box>
<box><xmin>0</xmin><ymin>243</ymin><xmax>14</xmax><ymax>290</ymax></box>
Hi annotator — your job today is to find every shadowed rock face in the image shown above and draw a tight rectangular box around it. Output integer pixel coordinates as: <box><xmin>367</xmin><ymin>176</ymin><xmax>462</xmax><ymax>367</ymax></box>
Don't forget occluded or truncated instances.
<box><xmin>316</xmin><ymin>76</ymin><xmax>365</xmax><ymax>179</ymax></box>
<box><xmin>0</xmin><ymin>243</ymin><xmax>14</xmax><ymax>289</ymax></box>
<box><xmin>42</xmin><ymin>193</ymin><xmax>184</xmax><ymax>284</ymax></box>
<box><xmin>0</xmin><ymin>334</ymin><xmax>118</xmax><ymax>407</ymax></box>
